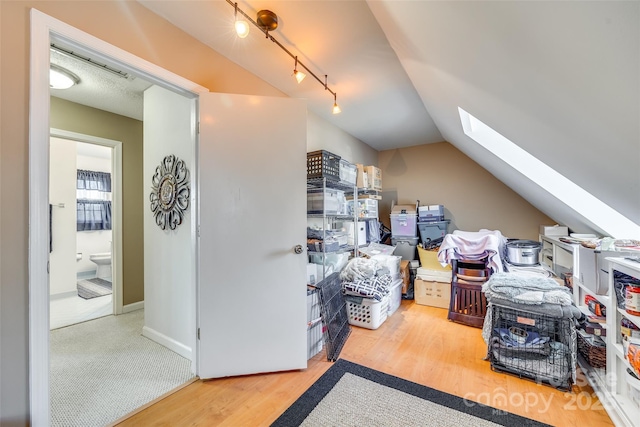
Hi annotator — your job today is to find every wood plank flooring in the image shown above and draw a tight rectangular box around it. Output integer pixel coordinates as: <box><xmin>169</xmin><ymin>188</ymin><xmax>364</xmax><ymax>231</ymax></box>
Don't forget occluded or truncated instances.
<box><xmin>115</xmin><ymin>301</ymin><xmax>614</xmax><ymax>427</ymax></box>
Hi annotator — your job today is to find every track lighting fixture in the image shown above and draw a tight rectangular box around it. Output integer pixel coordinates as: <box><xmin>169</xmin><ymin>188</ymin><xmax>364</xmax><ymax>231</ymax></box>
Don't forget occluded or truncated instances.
<box><xmin>234</xmin><ymin>3</ymin><xmax>250</xmax><ymax>38</ymax></box>
<box><xmin>225</xmin><ymin>0</ymin><xmax>341</xmax><ymax>114</ymax></box>
<box><xmin>332</xmin><ymin>94</ymin><xmax>341</xmax><ymax>115</ymax></box>
<box><xmin>293</xmin><ymin>56</ymin><xmax>306</xmax><ymax>84</ymax></box>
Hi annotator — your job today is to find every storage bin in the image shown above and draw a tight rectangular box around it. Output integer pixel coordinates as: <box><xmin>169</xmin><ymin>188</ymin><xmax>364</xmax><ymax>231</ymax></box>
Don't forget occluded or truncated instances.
<box><xmin>345</xmin><ymin>294</ymin><xmax>389</xmax><ymax>329</ymax></box>
<box><xmin>414</xmin><ymin>278</ymin><xmax>451</xmax><ymax>308</ymax></box>
<box><xmin>347</xmin><ymin>199</ymin><xmax>378</xmax><ymax>219</ymax></box>
<box><xmin>339</xmin><ymin>159</ymin><xmax>357</xmax><ymax>186</ymax></box>
<box><xmin>418</xmin><ymin>205</ymin><xmax>444</xmax><ymax>221</ymax></box>
<box><xmin>390</xmin><ymin>213</ymin><xmax>418</xmax><ymax>237</ymax></box>
<box><xmin>307</xmin><ymin>188</ymin><xmax>344</xmax><ymax>215</ymax></box>
<box><xmin>387</xmin><ymin>279</ymin><xmax>403</xmax><ymax>316</ymax></box>
<box><xmin>417</xmin><ymin>220</ymin><xmax>450</xmax><ymax>247</ymax></box>
<box><xmin>391</xmin><ymin>236</ymin><xmax>419</xmax><ymax>261</ymax></box>
<box><xmin>307</xmin><ymin>150</ymin><xmax>340</xmax><ymax>181</ymax></box>
<box><xmin>307</xmin><ymin>289</ymin><xmax>324</xmax><ymax>359</ymax></box>
<box><xmin>576</xmin><ymin>329</ymin><xmax>606</xmax><ymax>369</ymax></box>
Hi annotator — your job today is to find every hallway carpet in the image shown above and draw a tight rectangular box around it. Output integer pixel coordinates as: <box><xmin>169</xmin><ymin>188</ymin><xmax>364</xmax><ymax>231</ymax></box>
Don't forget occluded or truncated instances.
<box><xmin>50</xmin><ymin>309</ymin><xmax>194</xmax><ymax>427</ymax></box>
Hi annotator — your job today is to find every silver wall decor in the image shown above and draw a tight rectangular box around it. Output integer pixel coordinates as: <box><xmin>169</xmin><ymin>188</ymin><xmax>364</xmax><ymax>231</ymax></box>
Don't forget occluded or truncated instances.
<box><xmin>150</xmin><ymin>155</ymin><xmax>190</xmax><ymax>230</ymax></box>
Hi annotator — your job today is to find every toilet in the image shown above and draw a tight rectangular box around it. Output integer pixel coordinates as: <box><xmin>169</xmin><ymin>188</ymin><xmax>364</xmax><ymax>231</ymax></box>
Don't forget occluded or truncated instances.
<box><xmin>89</xmin><ymin>252</ymin><xmax>112</xmax><ymax>279</ymax></box>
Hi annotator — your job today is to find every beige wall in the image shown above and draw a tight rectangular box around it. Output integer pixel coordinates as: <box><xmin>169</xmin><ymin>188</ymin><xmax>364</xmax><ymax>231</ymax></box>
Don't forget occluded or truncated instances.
<box><xmin>378</xmin><ymin>142</ymin><xmax>554</xmax><ymax>241</ymax></box>
<box><xmin>50</xmin><ymin>97</ymin><xmax>144</xmax><ymax>305</ymax></box>
<box><xmin>0</xmin><ymin>1</ymin><xmax>372</xmax><ymax>423</ymax></box>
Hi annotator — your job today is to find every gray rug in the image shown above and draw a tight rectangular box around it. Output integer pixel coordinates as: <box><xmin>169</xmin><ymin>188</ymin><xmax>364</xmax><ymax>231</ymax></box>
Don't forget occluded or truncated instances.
<box><xmin>77</xmin><ymin>277</ymin><xmax>112</xmax><ymax>299</ymax></box>
<box><xmin>272</xmin><ymin>359</ymin><xmax>551</xmax><ymax>427</ymax></box>
<box><xmin>50</xmin><ymin>309</ymin><xmax>195</xmax><ymax>427</ymax></box>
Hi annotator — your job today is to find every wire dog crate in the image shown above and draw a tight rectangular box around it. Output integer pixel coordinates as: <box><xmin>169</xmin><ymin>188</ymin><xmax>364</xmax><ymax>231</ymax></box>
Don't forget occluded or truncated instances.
<box><xmin>315</xmin><ymin>272</ymin><xmax>351</xmax><ymax>361</ymax></box>
<box><xmin>488</xmin><ymin>304</ymin><xmax>576</xmax><ymax>391</ymax></box>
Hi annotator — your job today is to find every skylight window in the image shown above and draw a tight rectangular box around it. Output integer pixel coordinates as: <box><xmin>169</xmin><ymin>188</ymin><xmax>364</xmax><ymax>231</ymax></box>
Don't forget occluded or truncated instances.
<box><xmin>458</xmin><ymin>107</ymin><xmax>640</xmax><ymax>239</ymax></box>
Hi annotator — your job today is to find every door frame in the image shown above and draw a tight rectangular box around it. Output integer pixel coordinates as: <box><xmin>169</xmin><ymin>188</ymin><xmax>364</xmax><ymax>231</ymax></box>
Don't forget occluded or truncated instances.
<box><xmin>50</xmin><ymin>129</ymin><xmax>123</xmax><ymax>315</ymax></box>
<box><xmin>29</xmin><ymin>9</ymin><xmax>208</xmax><ymax>425</ymax></box>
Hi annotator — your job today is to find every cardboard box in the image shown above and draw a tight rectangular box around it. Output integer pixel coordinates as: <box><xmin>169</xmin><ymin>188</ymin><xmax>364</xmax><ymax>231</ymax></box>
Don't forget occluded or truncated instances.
<box><xmin>539</xmin><ymin>225</ymin><xmax>568</xmax><ymax>236</ymax></box>
<box><xmin>400</xmin><ymin>260</ymin><xmax>410</xmax><ymax>294</ymax></box>
<box><xmin>356</xmin><ymin>164</ymin><xmax>368</xmax><ymax>189</ymax></box>
<box><xmin>365</xmin><ymin>165</ymin><xmax>382</xmax><ymax>191</ymax></box>
<box><xmin>414</xmin><ymin>278</ymin><xmax>451</xmax><ymax>309</ymax></box>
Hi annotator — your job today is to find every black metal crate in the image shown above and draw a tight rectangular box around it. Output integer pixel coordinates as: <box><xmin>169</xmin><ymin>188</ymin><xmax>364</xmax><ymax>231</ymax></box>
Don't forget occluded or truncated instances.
<box><xmin>488</xmin><ymin>304</ymin><xmax>575</xmax><ymax>391</ymax></box>
<box><xmin>315</xmin><ymin>272</ymin><xmax>351</xmax><ymax>361</ymax></box>
<box><xmin>307</xmin><ymin>150</ymin><xmax>341</xmax><ymax>181</ymax></box>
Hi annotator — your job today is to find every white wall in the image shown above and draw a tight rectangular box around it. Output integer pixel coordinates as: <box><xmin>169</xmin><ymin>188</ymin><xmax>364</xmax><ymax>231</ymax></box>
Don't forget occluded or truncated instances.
<box><xmin>76</xmin><ymin>148</ymin><xmax>112</xmax><ymax>275</ymax></box>
<box><xmin>49</xmin><ymin>138</ymin><xmax>77</xmax><ymax>295</ymax></box>
<box><xmin>142</xmin><ymin>85</ymin><xmax>195</xmax><ymax>360</ymax></box>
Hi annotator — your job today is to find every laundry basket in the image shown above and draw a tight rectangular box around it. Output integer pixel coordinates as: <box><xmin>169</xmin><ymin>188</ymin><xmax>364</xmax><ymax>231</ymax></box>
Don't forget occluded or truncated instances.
<box><xmin>345</xmin><ymin>295</ymin><xmax>389</xmax><ymax>330</ymax></box>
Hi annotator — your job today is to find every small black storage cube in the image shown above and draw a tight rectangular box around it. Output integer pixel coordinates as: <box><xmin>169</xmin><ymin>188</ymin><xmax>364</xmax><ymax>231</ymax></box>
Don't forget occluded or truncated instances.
<box><xmin>488</xmin><ymin>304</ymin><xmax>576</xmax><ymax>391</ymax></box>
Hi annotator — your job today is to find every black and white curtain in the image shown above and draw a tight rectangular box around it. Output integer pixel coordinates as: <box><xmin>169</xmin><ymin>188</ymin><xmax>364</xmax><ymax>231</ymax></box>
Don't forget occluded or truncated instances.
<box><xmin>77</xmin><ymin>169</ymin><xmax>111</xmax><ymax>192</ymax></box>
<box><xmin>76</xmin><ymin>169</ymin><xmax>112</xmax><ymax>231</ymax></box>
<box><xmin>77</xmin><ymin>199</ymin><xmax>112</xmax><ymax>231</ymax></box>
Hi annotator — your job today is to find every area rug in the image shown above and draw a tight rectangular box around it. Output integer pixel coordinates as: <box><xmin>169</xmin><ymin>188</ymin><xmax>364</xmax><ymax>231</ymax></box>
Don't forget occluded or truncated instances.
<box><xmin>271</xmin><ymin>359</ymin><xmax>551</xmax><ymax>427</ymax></box>
<box><xmin>77</xmin><ymin>277</ymin><xmax>112</xmax><ymax>299</ymax></box>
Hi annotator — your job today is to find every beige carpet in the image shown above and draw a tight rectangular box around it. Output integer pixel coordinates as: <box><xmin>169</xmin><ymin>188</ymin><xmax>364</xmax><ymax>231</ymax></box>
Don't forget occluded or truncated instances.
<box><xmin>50</xmin><ymin>309</ymin><xmax>195</xmax><ymax>427</ymax></box>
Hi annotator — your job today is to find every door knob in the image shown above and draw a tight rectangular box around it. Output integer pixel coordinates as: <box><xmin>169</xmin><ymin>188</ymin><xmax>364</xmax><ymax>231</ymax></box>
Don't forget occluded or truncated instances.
<box><xmin>294</xmin><ymin>245</ymin><xmax>304</xmax><ymax>254</ymax></box>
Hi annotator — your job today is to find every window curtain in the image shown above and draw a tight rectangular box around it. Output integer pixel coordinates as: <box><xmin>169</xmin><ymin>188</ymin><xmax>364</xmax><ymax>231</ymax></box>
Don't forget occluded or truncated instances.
<box><xmin>77</xmin><ymin>169</ymin><xmax>111</xmax><ymax>192</ymax></box>
<box><xmin>77</xmin><ymin>199</ymin><xmax>112</xmax><ymax>231</ymax></box>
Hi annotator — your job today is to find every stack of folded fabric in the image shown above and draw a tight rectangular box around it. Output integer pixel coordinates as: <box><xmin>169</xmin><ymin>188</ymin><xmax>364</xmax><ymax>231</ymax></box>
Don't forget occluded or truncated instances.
<box><xmin>340</xmin><ymin>257</ymin><xmax>393</xmax><ymax>301</ymax></box>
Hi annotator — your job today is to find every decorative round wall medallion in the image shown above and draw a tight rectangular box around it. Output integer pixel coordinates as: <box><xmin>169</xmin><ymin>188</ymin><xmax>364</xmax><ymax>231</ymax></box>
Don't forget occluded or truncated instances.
<box><xmin>150</xmin><ymin>155</ymin><xmax>190</xmax><ymax>230</ymax></box>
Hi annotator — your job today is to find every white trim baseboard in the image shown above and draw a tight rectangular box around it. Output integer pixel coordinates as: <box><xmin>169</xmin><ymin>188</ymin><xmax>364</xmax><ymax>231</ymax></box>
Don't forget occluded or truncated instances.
<box><xmin>142</xmin><ymin>326</ymin><xmax>192</xmax><ymax>360</ymax></box>
<box><xmin>122</xmin><ymin>301</ymin><xmax>144</xmax><ymax>314</ymax></box>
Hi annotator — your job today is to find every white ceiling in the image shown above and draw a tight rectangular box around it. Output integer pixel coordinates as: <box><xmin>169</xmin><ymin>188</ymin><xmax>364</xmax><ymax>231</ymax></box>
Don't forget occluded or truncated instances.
<box><xmin>50</xmin><ymin>0</ymin><xmax>639</xmax><ymax>238</ymax></box>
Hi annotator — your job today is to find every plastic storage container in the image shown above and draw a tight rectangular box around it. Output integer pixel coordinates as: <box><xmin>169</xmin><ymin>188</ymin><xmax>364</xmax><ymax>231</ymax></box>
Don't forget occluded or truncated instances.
<box><xmin>345</xmin><ymin>295</ymin><xmax>389</xmax><ymax>329</ymax></box>
<box><xmin>417</xmin><ymin>220</ymin><xmax>450</xmax><ymax>246</ymax></box>
<box><xmin>391</xmin><ymin>236</ymin><xmax>419</xmax><ymax>261</ymax></box>
<box><xmin>347</xmin><ymin>199</ymin><xmax>378</xmax><ymax>219</ymax></box>
<box><xmin>418</xmin><ymin>205</ymin><xmax>444</xmax><ymax>221</ymax></box>
<box><xmin>307</xmin><ymin>150</ymin><xmax>341</xmax><ymax>181</ymax></box>
<box><xmin>307</xmin><ymin>188</ymin><xmax>345</xmax><ymax>215</ymax></box>
<box><xmin>307</xmin><ymin>289</ymin><xmax>324</xmax><ymax>359</ymax></box>
<box><xmin>339</xmin><ymin>159</ymin><xmax>357</xmax><ymax>186</ymax></box>
<box><xmin>387</xmin><ymin>279</ymin><xmax>403</xmax><ymax>316</ymax></box>
<box><xmin>390</xmin><ymin>213</ymin><xmax>418</xmax><ymax>237</ymax></box>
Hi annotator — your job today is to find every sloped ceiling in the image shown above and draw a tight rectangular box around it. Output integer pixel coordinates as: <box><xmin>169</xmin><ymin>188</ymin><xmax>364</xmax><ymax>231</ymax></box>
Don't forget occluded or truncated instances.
<box><xmin>368</xmin><ymin>0</ymin><xmax>639</xmax><ymax>238</ymax></box>
<box><xmin>131</xmin><ymin>1</ymin><xmax>639</xmax><ymax>238</ymax></box>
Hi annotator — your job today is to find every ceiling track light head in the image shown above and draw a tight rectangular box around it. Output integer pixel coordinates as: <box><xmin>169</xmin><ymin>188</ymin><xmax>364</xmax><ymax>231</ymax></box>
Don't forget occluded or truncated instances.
<box><xmin>225</xmin><ymin>0</ymin><xmax>341</xmax><ymax>113</ymax></box>
<box><xmin>256</xmin><ymin>10</ymin><xmax>278</xmax><ymax>32</ymax></box>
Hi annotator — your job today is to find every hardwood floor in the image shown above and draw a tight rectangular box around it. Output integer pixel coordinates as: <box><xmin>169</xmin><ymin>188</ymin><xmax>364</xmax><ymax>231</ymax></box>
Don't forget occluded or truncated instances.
<box><xmin>116</xmin><ymin>301</ymin><xmax>613</xmax><ymax>427</ymax></box>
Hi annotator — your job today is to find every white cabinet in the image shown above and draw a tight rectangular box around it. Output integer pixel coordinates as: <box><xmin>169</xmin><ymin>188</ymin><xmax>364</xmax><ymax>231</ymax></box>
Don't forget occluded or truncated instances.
<box><xmin>604</xmin><ymin>257</ymin><xmax>640</xmax><ymax>427</ymax></box>
<box><xmin>539</xmin><ymin>235</ymin><xmax>580</xmax><ymax>281</ymax></box>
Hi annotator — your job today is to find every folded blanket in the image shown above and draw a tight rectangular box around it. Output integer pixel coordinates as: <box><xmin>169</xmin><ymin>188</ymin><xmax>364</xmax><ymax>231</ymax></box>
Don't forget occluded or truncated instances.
<box><xmin>487</xmin><ymin>297</ymin><xmax>584</xmax><ymax>320</ymax></box>
<box><xmin>342</xmin><ymin>274</ymin><xmax>392</xmax><ymax>301</ymax></box>
<box><xmin>482</xmin><ymin>272</ymin><xmax>573</xmax><ymax>306</ymax></box>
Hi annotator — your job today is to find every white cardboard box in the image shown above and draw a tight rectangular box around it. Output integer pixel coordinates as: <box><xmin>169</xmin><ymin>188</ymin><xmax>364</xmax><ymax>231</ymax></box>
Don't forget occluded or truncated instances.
<box><xmin>539</xmin><ymin>225</ymin><xmax>569</xmax><ymax>236</ymax></box>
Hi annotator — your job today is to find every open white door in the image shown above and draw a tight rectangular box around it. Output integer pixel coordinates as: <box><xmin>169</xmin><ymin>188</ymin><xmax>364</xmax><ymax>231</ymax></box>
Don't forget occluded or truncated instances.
<box><xmin>198</xmin><ymin>93</ymin><xmax>308</xmax><ymax>378</ymax></box>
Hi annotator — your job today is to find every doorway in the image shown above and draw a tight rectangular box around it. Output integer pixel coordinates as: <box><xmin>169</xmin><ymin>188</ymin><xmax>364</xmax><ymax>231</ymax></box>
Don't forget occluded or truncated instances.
<box><xmin>49</xmin><ymin>133</ymin><xmax>121</xmax><ymax>330</ymax></box>
<box><xmin>29</xmin><ymin>9</ymin><xmax>207</xmax><ymax>425</ymax></box>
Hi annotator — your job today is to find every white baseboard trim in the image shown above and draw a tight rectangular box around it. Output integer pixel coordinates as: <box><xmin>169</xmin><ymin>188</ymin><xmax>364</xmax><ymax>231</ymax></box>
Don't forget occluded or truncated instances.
<box><xmin>142</xmin><ymin>326</ymin><xmax>192</xmax><ymax>360</ymax></box>
<box><xmin>123</xmin><ymin>301</ymin><xmax>144</xmax><ymax>313</ymax></box>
